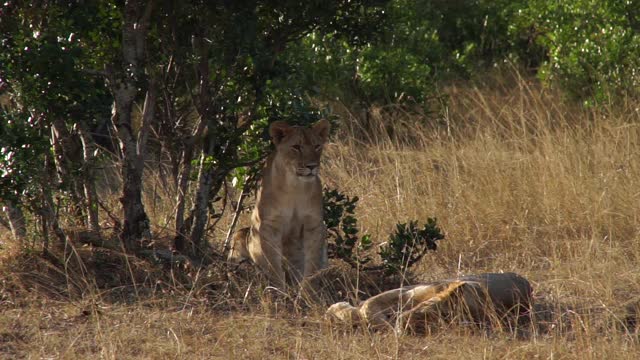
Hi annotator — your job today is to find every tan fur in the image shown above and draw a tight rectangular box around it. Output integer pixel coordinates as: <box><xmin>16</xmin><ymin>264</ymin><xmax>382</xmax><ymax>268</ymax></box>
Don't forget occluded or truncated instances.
<box><xmin>228</xmin><ymin>227</ymin><xmax>251</xmax><ymax>262</ymax></box>
<box><xmin>326</xmin><ymin>272</ymin><xmax>533</xmax><ymax>334</ymax></box>
<box><xmin>228</xmin><ymin>120</ymin><xmax>331</xmax><ymax>287</ymax></box>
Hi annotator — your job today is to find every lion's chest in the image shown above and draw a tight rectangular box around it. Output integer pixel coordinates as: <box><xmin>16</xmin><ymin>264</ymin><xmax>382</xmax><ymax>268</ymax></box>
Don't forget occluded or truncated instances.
<box><xmin>254</xmin><ymin>191</ymin><xmax>321</xmax><ymax>240</ymax></box>
<box><xmin>272</xmin><ymin>204</ymin><xmax>314</xmax><ymax>236</ymax></box>
<box><xmin>253</xmin><ymin>168</ymin><xmax>324</xmax><ymax>246</ymax></box>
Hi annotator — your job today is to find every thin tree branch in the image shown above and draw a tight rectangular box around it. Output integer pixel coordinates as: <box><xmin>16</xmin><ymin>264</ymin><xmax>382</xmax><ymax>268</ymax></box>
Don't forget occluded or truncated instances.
<box><xmin>137</xmin><ymin>76</ymin><xmax>158</xmax><ymax>160</ymax></box>
<box><xmin>222</xmin><ymin>174</ymin><xmax>256</xmax><ymax>253</ymax></box>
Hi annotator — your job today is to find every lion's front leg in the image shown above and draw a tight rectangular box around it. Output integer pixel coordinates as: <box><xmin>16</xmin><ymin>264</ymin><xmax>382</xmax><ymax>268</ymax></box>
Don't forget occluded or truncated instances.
<box><xmin>302</xmin><ymin>221</ymin><xmax>328</xmax><ymax>278</ymax></box>
<box><xmin>248</xmin><ymin>225</ymin><xmax>286</xmax><ymax>288</ymax></box>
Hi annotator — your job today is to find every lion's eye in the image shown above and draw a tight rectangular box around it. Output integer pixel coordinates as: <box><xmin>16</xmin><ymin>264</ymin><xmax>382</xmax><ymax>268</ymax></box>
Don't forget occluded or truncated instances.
<box><xmin>292</xmin><ymin>144</ymin><xmax>302</xmax><ymax>152</ymax></box>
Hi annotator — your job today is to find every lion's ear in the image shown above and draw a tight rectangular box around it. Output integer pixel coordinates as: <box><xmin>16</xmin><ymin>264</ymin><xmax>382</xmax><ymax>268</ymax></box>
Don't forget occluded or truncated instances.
<box><xmin>269</xmin><ymin>121</ymin><xmax>291</xmax><ymax>145</ymax></box>
<box><xmin>312</xmin><ymin>119</ymin><xmax>331</xmax><ymax>143</ymax></box>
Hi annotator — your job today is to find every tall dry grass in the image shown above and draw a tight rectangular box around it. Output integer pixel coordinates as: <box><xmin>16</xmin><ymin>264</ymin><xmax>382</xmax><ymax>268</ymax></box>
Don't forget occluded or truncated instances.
<box><xmin>328</xmin><ymin>72</ymin><xmax>640</xmax><ymax>282</ymax></box>
<box><xmin>2</xmin><ymin>72</ymin><xmax>640</xmax><ymax>358</ymax></box>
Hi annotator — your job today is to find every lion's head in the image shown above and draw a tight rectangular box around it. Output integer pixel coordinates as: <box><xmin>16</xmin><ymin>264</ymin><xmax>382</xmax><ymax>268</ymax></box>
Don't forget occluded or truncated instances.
<box><xmin>326</xmin><ymin>301</ymin><xmax>363</xmax><ymax>325</ymax></box>
<box><xmin>269</xmin><ymin>119</ymin><xmax>330</xmax><ymax>181</ymax></box>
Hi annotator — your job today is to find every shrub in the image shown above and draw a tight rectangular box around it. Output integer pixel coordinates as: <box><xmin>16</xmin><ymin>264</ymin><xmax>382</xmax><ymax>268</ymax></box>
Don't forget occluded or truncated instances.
<box><xmin>378</xmin><ymin>219</ymin><xmax>444</xmax><ymax>275</ymax></box>
<box><xmin>323</xmin><ymin>188</ymin><xmax>445</xmax><ymax>275</ymax></box>
<box><xmin>323</xmin><ymin>188</ymin><xmax>373</xmax><ymax>267</ymax></box>
<box><xmin>288</xmin><ymin>0</ymin><xmax>640</xmax><ymax>106</ymax></box>
<box><xmin>517</xmin><ymin>0</ymin><xmax>640</xmax><ymax>102</ymax></box>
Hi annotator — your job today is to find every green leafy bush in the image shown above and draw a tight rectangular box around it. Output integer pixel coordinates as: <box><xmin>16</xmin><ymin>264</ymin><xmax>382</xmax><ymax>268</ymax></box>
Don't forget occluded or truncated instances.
<box><xmin>288</xmin><ymin>0</ymin><xmax>639</xmax><ymax>107</ymax></box>
<box><xmin>379</xmin><ymin>219</ymin><xmax>444</xmax><ymax>275</ymax></box>
<box><xmin>0</xmin><ymin>111</ymin><xmax>49</xmax><ymax>205</ymax></box>
<box><xmin>287</xmin><ymin>0</ymin><xmax>535</xmax><ymax>108</ymax></box>
<box><xmin>323</xmin><ymin>187</ymin><xmax>445</xmax><ymax>273</ymax></box>
<box><xmin>323</xmin><ymin>188</ymin><xmax>373</xmax><ymax>267</ymax></box>
<box><xmin>518</xmin><ymin>0</ymin><xmax>640</xmax><ymax>102</ymax></box>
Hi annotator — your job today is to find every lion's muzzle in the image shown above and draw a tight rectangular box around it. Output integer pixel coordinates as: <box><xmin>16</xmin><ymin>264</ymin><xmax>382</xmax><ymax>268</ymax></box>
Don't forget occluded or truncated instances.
<box><xmin>296</xmin><ymin>163</ymin><xmax>319</xmax><ymax>178</ymax></box>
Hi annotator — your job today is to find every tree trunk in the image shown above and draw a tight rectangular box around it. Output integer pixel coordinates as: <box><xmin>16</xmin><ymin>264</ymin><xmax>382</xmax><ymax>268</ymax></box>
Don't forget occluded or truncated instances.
<box><xmin>3</xmin><ymin>200</ymin><xmax>26</xmax><ymax>242</ymax></box>
<box><xmin>50</xmin><ymin>117</ymin><xmax>85</xmax><ymax>225</ymax></box>
<box><xmin>119</xmin><ymin>137</ymin><xmax>150</xmax><ymax>251</ymax></box>
<box><xmin>42</xmin><ymin>151</ymin><xmax>67</xmax><ymax>251</ymax></box>
<box><xmin>186</xmin><ymin>120</ymin><xmax>245</xmax><ymax>257</ymax></box>
<box><xmin>173</xmin><ymin>118</ymin><xmax>207</xmax><ymax>252</ymax></box>
<box><xmin>173</xmin><ymin>144</ymin><xmax>193</xmax><ymax>251</ymax></box>
<box><xmin>106</xmin><ymin>0</ymin><xmax>155</xmax><ymax>252</ymax></box>
<box><xmin>77</xmin><ymin>122</ymin><xmax>100</xmax><ymax>233</ymax></box>
<box><xmin>179</xmin><ymin>32</ymin><xmax>214</xmax><ymax>255</ymax></box>
<box><xmin>111</xmin><ymin>91</ymin><xmax>147</xmax><ymax>251</ymax></box>
<box><xmin>187</xmin><ymin>139</ymin><xmax>217</xmax><ymax>257</ymax></box>
<box><xmin>111</xmin><ymin>86</ymin><xmax>156</xmax><ymax>250</ymax></box>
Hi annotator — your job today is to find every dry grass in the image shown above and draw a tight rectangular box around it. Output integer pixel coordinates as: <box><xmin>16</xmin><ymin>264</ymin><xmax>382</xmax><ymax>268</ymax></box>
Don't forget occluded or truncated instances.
<box><xmin>2</xmin><ymin>71</ymin><xmax>640</xmax><ymax>358</ymax></box>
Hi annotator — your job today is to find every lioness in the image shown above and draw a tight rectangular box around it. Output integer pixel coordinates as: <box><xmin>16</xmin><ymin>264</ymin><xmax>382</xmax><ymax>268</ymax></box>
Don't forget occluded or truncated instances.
<box><xmin>326</xmin><ymin>272</ymin><xmax>533</xmax><ymax>334</ymax></box>
<box><xmin>229</xmin><ymin>120</ymin><xmax>331</xmax><ymax>287</ymax></box>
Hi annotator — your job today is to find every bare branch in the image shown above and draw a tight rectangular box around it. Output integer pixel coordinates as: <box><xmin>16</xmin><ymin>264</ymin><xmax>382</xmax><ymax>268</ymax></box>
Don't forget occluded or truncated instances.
<box><xmin>222</xmin><ymin>173</ymin><xmax>257</xmax><ymax>253</ymax></box>
<box><xmin>137</xmin><ymin>77</ymin><xmax>158</xmax><ymax>160</ymax></box>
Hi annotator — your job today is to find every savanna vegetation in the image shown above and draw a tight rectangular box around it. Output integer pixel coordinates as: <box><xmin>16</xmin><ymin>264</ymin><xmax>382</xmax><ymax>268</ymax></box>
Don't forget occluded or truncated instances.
<box><xmin>1</xmin><ymin>0</ymin><xmax>639</xmax><ymax>358</ymax></box>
